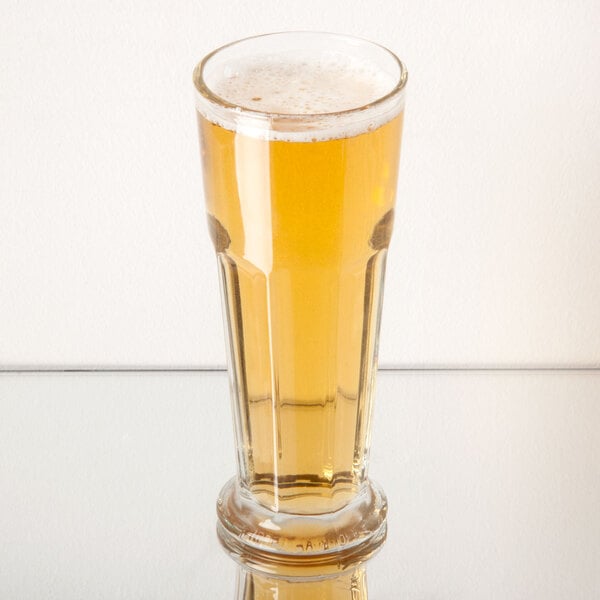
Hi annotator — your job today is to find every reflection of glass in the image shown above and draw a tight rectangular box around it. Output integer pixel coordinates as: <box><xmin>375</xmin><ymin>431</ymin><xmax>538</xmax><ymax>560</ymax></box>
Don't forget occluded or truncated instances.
<box><xmin>194</xmin><ymin>32</ymin><xmax>407</xmax><ymax>571</ymax></box>
<box><xmin>235</xmin><ymin>562</ymin><xmax>368</xmax><ymax>600</ymax></box>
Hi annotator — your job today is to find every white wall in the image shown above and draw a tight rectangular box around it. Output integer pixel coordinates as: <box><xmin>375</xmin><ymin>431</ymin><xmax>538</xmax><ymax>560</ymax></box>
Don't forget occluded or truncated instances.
<box><xmin>1</xmin><ymin>0</ymin><xmax>599</xmax><ymax>369</ymax></box>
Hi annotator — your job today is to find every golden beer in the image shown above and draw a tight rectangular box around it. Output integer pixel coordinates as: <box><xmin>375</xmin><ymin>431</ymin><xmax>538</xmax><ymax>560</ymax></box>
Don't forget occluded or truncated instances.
<box><xmin>199</xmin><ymin>114</ymin><xmax>403</xmax><ymax>513</ymax></box>
<box><xmin>194</xmin><ymin>32</ymin><xmax>407</xmax><ymax>569</ymax></box>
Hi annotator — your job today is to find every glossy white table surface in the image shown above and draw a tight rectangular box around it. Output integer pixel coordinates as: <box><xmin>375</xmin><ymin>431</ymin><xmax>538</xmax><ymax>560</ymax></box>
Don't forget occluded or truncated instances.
<box><xmin>1</xmin><ymin>370</ymin><xmax>599</xmax><ymax>599</ymax></box>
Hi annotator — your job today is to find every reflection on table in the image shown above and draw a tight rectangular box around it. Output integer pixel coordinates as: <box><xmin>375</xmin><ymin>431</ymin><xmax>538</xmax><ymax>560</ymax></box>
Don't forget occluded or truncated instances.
<box><xmin>234</xmin><ymin>559</ymin><xmax>368</xmax><ymax>600</ymax></box>
<box><xmin>1</xmin><ymin>371</ymin><xmax>598</xmax><ymax>599</ymax></box>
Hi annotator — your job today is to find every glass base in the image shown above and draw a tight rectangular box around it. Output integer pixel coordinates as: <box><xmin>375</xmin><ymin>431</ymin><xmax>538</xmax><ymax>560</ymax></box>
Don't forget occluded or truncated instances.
<box><xmin>216</xmin><ymin>477</ymin><xmax>387</xmax><ymax>577</ymax></box>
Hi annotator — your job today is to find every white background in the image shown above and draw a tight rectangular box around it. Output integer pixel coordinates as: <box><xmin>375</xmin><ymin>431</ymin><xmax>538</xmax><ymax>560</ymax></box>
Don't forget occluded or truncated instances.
<box><xmin>1</xmin><ymin>0</ymin><xmax>599</xmax><ymax>369</ymax></box>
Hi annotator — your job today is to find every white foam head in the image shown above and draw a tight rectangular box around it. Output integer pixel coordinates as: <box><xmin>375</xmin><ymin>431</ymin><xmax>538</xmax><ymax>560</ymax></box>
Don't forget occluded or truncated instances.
<box><xmin>213</xmin><ymin>54</ymin><xmax>395</xmax><ymax>115</ymax></box>
<box><xmin>194</xmin><ymin>33</ymin><xmax>407</xmax><ymax>141</ymax></box>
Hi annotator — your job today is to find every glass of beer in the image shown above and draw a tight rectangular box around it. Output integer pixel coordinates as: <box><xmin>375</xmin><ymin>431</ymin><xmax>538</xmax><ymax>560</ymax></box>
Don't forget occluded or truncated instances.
<box><xmin>193</xmin><ymin>32</ymin><xmax>407</xmax><ymax>573</ymax></box>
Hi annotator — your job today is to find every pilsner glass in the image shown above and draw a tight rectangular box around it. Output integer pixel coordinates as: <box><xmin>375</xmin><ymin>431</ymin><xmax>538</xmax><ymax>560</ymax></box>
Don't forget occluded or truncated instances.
<box><xmin>193</xmin><ymin>32</ymin><xmax>407</xmax><ymax>571</ymax></box>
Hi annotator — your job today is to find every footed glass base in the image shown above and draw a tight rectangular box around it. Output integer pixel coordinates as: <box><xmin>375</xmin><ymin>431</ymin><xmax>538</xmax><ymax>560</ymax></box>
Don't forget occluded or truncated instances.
<box><xmin>216</xmin><ymin>477</ymin><xmax>387</xmax><ymax>577</ymax></box>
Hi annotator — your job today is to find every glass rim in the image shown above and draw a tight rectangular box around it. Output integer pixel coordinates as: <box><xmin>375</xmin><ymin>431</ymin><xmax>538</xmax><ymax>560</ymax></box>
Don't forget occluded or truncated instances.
<box><xmin>193</xmin><ymin>31</ymin><xmax>408</xmax><ymax>123</ymax></box>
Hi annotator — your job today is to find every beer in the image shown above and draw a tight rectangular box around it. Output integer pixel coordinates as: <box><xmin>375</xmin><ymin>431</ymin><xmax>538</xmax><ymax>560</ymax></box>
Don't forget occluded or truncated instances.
<box><xmin>197</xmin><ymin>51</ymin><xmax>404</xmax><ymax>515</ymax></box>
<box><xmin>195</xmin><ymin>33</ymin><xmax>407</xmax><ymax>566</ymax></box>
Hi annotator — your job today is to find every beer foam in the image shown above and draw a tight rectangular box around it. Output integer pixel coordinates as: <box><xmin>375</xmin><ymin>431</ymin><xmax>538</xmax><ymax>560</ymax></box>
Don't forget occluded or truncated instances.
<box><xmin>214</xmin><ymin>55</ymin><xmax>394</xmax><ymax>114</ymax></box>
<box><xmin>196</xmin><ymin>52</ymin><xmax>406</xmax><ymax>141</ymax></box>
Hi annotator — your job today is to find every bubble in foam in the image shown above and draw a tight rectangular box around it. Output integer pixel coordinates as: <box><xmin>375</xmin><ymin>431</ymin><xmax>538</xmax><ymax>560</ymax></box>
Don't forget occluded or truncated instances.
<box><xmin>197</xmin><ymin>51</ymin><xmax>405</xmax><ymax>141</ymax></box>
